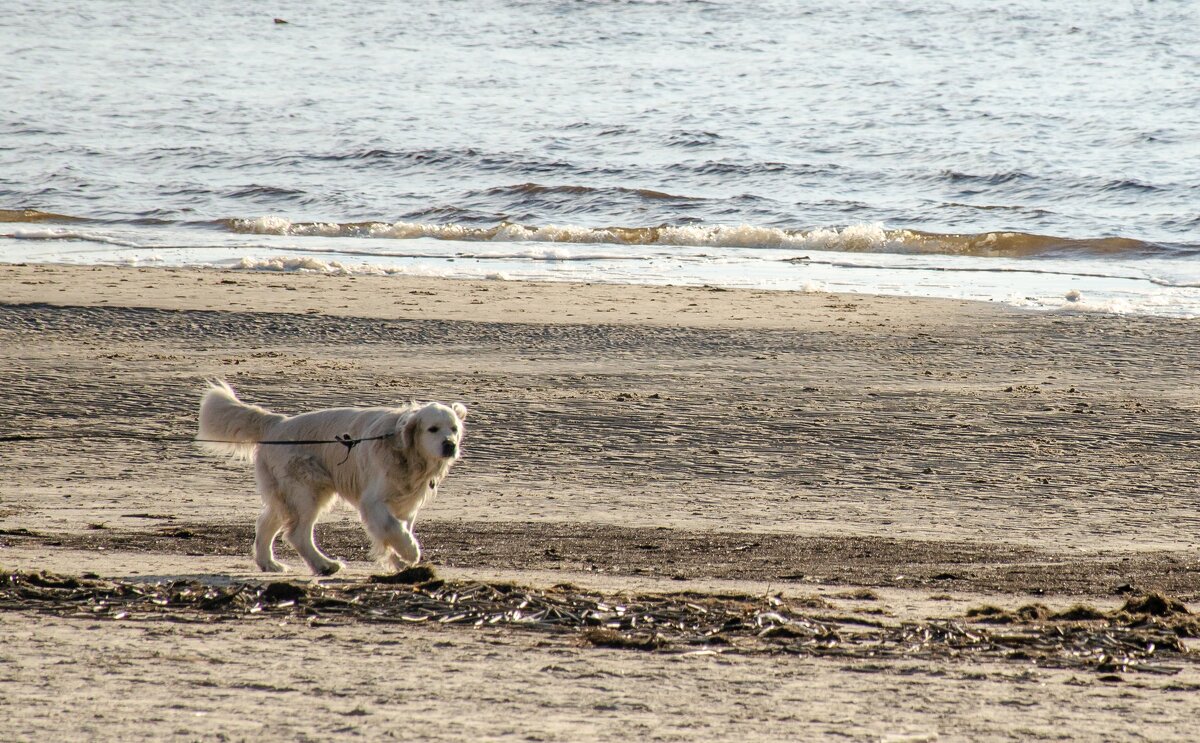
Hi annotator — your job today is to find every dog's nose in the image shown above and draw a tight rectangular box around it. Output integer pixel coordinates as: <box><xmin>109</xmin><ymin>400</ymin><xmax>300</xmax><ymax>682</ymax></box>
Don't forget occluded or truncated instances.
<box><xmin>442</xmin><ymin>441</ymin><xmax>457</xmax><ymax>457</ymax></box>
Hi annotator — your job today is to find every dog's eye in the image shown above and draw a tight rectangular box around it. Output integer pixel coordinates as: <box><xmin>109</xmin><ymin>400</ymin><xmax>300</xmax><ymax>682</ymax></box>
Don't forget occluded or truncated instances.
<box><xmin>428</xmin><ymin>426</ymin><xmax>439</xmax><ymax>433</ymax></box>
<box><xmin>450</xmin><ymin>426</ymin><xmax>458</xmax><ymax>434</ymax></box>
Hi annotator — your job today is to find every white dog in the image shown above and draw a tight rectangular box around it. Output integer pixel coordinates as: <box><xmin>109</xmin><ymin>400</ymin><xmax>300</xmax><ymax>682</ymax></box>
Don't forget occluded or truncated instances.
<box><xmin>197</xmin><ymin>381</ymin><xmax>467</xmax><ymax>575</ymax></box>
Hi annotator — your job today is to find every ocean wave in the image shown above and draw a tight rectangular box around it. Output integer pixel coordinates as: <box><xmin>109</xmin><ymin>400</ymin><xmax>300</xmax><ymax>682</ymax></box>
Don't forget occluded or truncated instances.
<box><xmin>273</xmin><ymin>147</ymin><xmax>599</xmax><ymax>176</ymax></box>
<box><xmin>232</xmin><ymin>256</ymin><xmax>517</xmax><ymax>279</ymax></box>
<box><xmin>2</xmin><ymin>227</ymin><xmax>143</xmax><ymax>248</ymax></box>
<box><xmin>459</xmin><ymin>246</ymin><xmax>647</xmax><ymax>261</ymax></box>
<box><xmin>939</xmin><ymin>170</ymin><xmax>1035</xmax><ymax>186</ymax></box>
<box><xmin>234</xmin><ymin>256</ymin><xmax>404</xmax><ymax>274</ymax></box>
<box><xmin>0</xmin><ymin>208</ymin><xmax>84</xmax><ymax>223</ymax></box>
<box><xmin>222</xmin><ymin>216</ymin><xmax>1163</xmax><ymax>259</ymax></box>
<box><xmin>1099</xmin><ymin>178</ymin><xmax>1163</xmax><ymax>193</ymax></box>
<box><xmin>482</xmin><ymin>182</ymin><xmax>703</xmax><ymax>202</ymax></box>
<box><xmin>2</xmin><ymin>208</ymin><xmax>1173</xmax><ymax>260</ymax></box>
<box><xmin>451</xmin><ymin>181</ymin><xmax>712</xmax><ymax>222</ymax></box>
<box><xmin>664</xmin><ymin>130</ymin><xmax>723</xmax><ymax>148</ymax></box>
<box><xmin>226</xmin><ymin>185</ymin><xmax>309</xmax><ymax>200</ymax></box>
<box><xmin>233</xmin><ymin>243</ymin><xmax>648</xmax><ymax>263</ymax></box>
<box><xmin>667</xmin><ymin>160</ymin><xmax>833</xmax><ymax>177</ymax></box>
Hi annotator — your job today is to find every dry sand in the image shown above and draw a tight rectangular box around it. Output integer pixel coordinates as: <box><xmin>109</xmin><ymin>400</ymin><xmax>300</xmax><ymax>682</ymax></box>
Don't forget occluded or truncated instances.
<box><xmin>2</xmin><ymin>262</ymin><xmax>1199</xmax><ymax>741</ymax></box>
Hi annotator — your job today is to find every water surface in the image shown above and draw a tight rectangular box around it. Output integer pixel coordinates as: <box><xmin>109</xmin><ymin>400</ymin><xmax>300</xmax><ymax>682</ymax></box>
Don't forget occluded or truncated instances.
<box><xmin>3</xmin><ymin>1</ymin><xmax>1198</xmax><ymax>313</ymax></box>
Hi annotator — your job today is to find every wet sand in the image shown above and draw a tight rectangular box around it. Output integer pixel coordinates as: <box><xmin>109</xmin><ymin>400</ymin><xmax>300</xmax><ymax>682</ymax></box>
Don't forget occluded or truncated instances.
<box><xmin>2</xmin><ymin>263</ymin><xmax>1199</xmax><ymax>741</ymax></box>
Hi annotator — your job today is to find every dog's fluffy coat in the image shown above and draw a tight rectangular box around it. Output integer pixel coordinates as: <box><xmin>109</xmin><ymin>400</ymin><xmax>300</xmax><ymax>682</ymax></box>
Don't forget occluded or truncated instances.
<box><xmin>197</xmin><ymin>381</ymin><xmax>467</xmax><ymax>575</ymax></box>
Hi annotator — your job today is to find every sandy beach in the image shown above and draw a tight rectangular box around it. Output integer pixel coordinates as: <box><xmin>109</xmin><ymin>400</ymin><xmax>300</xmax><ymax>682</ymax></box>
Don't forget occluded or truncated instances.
<box><xmin>2</xmin><ymin>263</ymin><xmax>1199</xmax><ymax>741</ymax></box>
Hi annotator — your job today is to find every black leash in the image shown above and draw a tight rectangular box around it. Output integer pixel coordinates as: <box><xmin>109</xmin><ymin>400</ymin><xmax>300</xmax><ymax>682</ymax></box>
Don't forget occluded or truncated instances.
<box><xmin>0</xmin><ymin>431</ymin><xmax>395</xmax><ymax>465</ymax></box>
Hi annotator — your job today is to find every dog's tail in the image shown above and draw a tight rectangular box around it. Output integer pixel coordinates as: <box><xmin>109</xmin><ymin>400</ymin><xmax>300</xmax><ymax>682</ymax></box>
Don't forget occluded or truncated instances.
<box><xmin>196</xmin><ymin>380</ymin><xmax>285</xmax><ymax>460</ymax></box>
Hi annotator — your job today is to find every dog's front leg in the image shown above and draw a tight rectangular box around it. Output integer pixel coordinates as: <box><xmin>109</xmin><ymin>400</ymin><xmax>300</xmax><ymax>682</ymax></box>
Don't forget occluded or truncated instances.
<box><xmin>360</xmin><ymin>492</ymin><xmax>421</xmax><ymax>568</ymax></box>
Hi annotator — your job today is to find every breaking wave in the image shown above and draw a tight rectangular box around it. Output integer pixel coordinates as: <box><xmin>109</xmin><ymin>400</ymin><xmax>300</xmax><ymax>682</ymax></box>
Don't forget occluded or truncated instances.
<box><xmin>224</xmin><ymin>216</ymin><xmax>1163</xmax><ymax>259</ymax></box>
<box><xmin>0</xmin><ymin>209</ymin><xmax>84</xmax><ymax>223</ymax></box>
<box><xmin>1</xmin><ymin>208</ymin><xmax>1176</xmax><ymax>260</ymax></box>
<box><xmin>2</xmin><ymin>227</ymin><xmax>143</xmax><ymax>248</ymax></box>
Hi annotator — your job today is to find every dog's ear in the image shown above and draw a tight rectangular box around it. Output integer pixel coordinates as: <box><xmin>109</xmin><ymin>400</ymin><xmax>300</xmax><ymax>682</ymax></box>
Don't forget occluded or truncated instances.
<box><xmin>399</xmin><ymin>413</ymin><xmax>423</xmax><ymax>453</ymax></box>
<box><xmin>452</xmin><ymin>403</ymin><xmax>468</xmax><ymax>421</ymax></box>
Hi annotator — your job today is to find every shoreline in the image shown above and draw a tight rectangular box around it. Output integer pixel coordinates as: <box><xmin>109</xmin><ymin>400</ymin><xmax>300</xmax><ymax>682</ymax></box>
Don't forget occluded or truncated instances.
<box><xmin>2</xmin><ymin>260</ymin><xmax>1018</xmax><ymax>329</ymax></box>
<box><xmin>7</xmin><ymin>219</ymin><xmax>1200</xmax><ymax>318</ymax></box>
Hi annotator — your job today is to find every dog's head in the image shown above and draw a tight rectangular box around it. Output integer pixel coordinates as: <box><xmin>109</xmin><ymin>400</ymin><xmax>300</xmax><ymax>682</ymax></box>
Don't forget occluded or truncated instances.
<box><xmin>399</xmin><ymin>402</ymin><xmax>468</xmax><ymax>462</ymax></box>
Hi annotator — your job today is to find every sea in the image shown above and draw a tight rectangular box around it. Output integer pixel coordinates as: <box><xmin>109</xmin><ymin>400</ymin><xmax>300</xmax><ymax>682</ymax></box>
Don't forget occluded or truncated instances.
<box><xmin>2</xmin><ymin>0</ymin><xmax>1198</xmax><ymax>316</ymax></box>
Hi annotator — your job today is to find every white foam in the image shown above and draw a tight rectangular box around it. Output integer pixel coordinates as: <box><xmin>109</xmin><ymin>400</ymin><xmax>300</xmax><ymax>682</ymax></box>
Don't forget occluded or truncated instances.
<box><xmin>654</xmin><ymin>222</ymin><xmax>901</xmax><ymax>251</ymax></box>
<box><xmin>1056</xmin><ymin>297</ymin><xmax>1136</xmax><ymax>314</ymax></box>
<box><xmin>233</xmin><ymin>255</ymin><xmax>467</xmax><ymax>278</ymax></box>
<box><xmin>228</xmin><ymin>216</ymin><xmax>910</xmax><ymax>253</ymax></box>
<box><xmin>489</xmin><ymin>223</ymin><xmax>613</xmax><ymax>243</ymax></box>
<box><xmin>371</xmin><ymin>222</ymin><xmax>478</xmax><ymax>240</ymax></box>
<box><xmin>6</xmin><ymin>228</ymin><xmax>143</xmax><ymax>248</ymax></box>
<box><xmin>459</xmin><ymin>246</ymin><xmax>645</xmax><ymax>261</ymax></box>
<box><xmin>237</xmin><ymin>256</ymin><xmax>334</xmax><ymax>272</ymax></box>
<box><xmin>233</xmin><ymin>217</ymin><xmax>481</xmax><ymax>241</ymax></box>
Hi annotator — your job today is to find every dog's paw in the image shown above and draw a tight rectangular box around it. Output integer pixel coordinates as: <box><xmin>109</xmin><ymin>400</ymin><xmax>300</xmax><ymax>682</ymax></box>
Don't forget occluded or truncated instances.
<box><xmin>314</xmin><ymin>561</ymin><xmax>343</xmax><ymax>577</ymax></box>
<box><xmin>392</xmin><ymin>532</ymin><xmax>421</xmax><ymax>566</ymax></box>
<box><xmin>386</xmin><ymin>552</ymin><xmax>417</xmax><ymax>571</ymax></box>
<box><xmin>395</xmin><ymin>545</ymin><xmax>420</xmax><ymax>566</ymax></box>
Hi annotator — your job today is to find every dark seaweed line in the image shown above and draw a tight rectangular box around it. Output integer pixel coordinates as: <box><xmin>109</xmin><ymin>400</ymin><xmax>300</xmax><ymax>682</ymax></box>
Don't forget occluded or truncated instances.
<box><xmin>1</xmin><ymin>571</ymin><xmax>1193</xmax><ymax>675</ymax></box>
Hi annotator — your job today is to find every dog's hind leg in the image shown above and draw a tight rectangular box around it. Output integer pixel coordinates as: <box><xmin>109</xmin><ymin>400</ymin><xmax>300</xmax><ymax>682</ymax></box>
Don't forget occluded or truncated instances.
<box><xmin>254</xmin><ymin>506</ymin><xmax>288</xmax><ymax>573</ymax></box>
<box><xmin>254</xmin><ymin>459</ymin><xmax>291</xmax><ymax>572</ymax></box>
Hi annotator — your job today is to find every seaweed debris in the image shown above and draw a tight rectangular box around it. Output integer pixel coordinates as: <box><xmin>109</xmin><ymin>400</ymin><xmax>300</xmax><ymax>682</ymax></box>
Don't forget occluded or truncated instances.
<box><xmin>1121</xmin><ymin>593</ymin><xmax>1190</xmax><ymax>617</ymax></box>
<box><xmin>1</xmin><ymin>570</ymin><xmax>1193</xmax><ymax>674</ymax></box>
